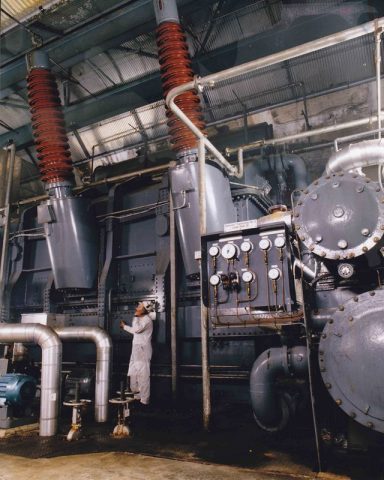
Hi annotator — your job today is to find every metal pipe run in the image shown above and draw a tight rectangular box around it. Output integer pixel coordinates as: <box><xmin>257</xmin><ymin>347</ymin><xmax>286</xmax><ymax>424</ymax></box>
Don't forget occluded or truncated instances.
<box><xmin>0</xmin><ymin>324</ymin><xmax>62</xmax><ymax>436</ymax></box>
<box><xmin>54</xmin><ymin>327</ymin><xmax>112</xmax><ymax>422</ymax></box>
<box><xmin>198</xmin><ymin>138</ymin><xmax>211</xmax><ymax>430</ymax></box>
<box><xmin>0</xmin><ymin>142</ymin><xmax>16</xmax><ymax>322</ymax></box>
<box><xmin>227</xmin><ymin>113</ymin><xmax>384</xmax><ymax>154</ymax></box>
<box><xmin>166</xmin><ymin>18</ymin><xmax>384</xmax><ymax>162</ymax></box>
<box><xmin>169</xmin><ymin>189</ymin><xmax>178</xmax><ymax>402</ymax></box>
<box><xmin>250</xmin><ymin>346</ymin><xmax>308</xmax><ymax>432</ymax></box>
<box><xmin>2</xmin><ymin>163</ymin><xmax>172</xmax><ymax>210</ymax></box>
<box><xmin>325</xmin><ymin>139</ymin><xmax>384</xmax><ymax>174</ymax></box>
<box><xmin>375</xmin><ymin>25</ymin><xmax>383</xmax><ymax>190</ymax></box>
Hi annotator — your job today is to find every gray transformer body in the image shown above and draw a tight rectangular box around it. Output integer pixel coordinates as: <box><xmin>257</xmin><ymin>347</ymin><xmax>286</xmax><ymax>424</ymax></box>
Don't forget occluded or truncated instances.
<box><xmin>4</xmin><ymin>153</ymin><xmax>384</xmax><ymax>451</ymax></box>
<box><xmin>170</xmin><ymin>161</ymin><xmax>237</xmax><ymax>277</ymax></box>
<box><xmin>38</xmin><ymin>196</ymin><xmax>98</xmax><ymax>289</ymax></box>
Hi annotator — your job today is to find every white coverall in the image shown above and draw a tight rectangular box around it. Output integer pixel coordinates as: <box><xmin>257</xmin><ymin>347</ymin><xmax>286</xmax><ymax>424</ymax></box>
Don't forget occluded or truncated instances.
<box><xmin>123</xmin><ymin>312</ymin><xmax>154</xmax><ymax>404</ymax></box>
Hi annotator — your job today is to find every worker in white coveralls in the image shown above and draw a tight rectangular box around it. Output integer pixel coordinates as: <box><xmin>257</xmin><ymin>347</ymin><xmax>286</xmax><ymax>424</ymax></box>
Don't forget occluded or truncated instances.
<box><xmin>120</xmin><ymin>301</ymin><xmax>155</xmax><ymax>405</ymax></box>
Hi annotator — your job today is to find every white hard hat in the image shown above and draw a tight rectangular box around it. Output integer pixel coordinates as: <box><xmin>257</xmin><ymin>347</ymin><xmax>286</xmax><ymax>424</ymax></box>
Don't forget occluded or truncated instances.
<box><xmin>141</xmin><ymin>300</ymin><xmax>154</xmax><ymax>312</ymax></box>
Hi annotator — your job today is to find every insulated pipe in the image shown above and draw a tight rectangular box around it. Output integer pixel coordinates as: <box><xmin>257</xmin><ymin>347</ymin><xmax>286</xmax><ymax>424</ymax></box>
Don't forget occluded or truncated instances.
<box><xmin>250</xmin><ymin>346</ymin><xmax>308</xmax><ymax>432</ymax></box>
<box><xmin>0</xmin><ymin>324</ymin><xmax>62</xmax><ymax>436</ymax></box>
<box><xmin>54</xmin><ymin>327</ymin><xmax>112</xmax><ymax>422</ymax></box>
<box><xmin>325</xmin><ymin>139</ymin><xmax>384</xmax><ymax>174</ymax></box>
<box><xmin>0</xmin><ymin>142</ymin><xmax>16</xmax><ymax>321</ymax></box>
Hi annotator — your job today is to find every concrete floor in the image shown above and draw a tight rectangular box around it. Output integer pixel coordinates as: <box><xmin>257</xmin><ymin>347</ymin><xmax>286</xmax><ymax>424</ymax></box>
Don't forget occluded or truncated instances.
<box><xmin>0</xmin><ymin>451</ymin><xmax>349</xmax><ymax>480</ymax></box>
<box><xmin>0</xmin><ymin>405</ymin><xmax>380</xmax><ymax>480</ymax></box>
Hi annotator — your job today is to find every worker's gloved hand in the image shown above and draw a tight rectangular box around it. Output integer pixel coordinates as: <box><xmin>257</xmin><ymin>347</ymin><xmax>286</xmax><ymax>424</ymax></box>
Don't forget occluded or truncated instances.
<box><xmin>120</xmin><ymin>320</ymin><xmax>126</xmax><ymax>329</ymax></box>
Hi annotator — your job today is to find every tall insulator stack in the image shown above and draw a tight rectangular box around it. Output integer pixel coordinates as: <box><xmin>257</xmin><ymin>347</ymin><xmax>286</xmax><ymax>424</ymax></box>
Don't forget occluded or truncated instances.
<box><xmin>153</xmin><ymin>1</ymin><xmax>237</xmax><ymax>278</ymax></box>
<box><xmin>154</xmin><ymin>1</ymin><xmax>206</xmax><ymax>157</ymax></box>
<box><xmin>25</xmin><ymin>49</ymin><xmax>97</xmax><ymax>289</ymax></box>
<box><xmin>26</xmin><ymin>50</ymin><xmax>73</xmax><ymax>188</ymax></box>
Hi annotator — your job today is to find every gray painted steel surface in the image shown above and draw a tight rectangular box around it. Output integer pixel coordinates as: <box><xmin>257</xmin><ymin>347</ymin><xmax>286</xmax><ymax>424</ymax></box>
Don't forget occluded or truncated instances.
<box><xmin>55</xmin><ymin>327</ymin><xmax>112</xmax><ymax>423</ymax></box>
<box><xmin>319</xmin><ymin>289</ymin><xmax>384</xmax><ymax>433</ymax></box>
<box><xmin>170</xmin><ymin>161</ymin><xmax>236</xmax><ymax>277</ymax></box>
<box><xmin>39</xmin><ymin>196</ymin><xmax>97</xmax><ymax>289</ymax></box>
<box><xmin>0</xmin><ymin>324</ymin><xmax>61</xmax><ymax>436</ymax></box>
<box><xmin>293</xmin><ymin>172</ymin><xmax>384</xmax><ymax>260</ymax></box>
<box><xmin>319</xmin><ymin>289</ymin><xmax>384</xmax><ymax>434</ymax></box>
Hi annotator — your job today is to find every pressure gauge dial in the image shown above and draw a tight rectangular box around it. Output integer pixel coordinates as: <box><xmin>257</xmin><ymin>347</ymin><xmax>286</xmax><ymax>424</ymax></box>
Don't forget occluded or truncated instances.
<box><xmin>209</xmin><ymin>274</ymin><xmax>221</xmax><ymax>286</ymax></box>
<box><xmin>259</xmin><ymin>238</ymin><xmax>272</xmax><ymax>251</ymax></box>
<box><xmin>240</xmin><ymin>241</ymin><xmax>253</xmax><ymax>253</ymax></box>
<box><xmin>241</xmin><ymin>271</ymin><xmax>254</xmax><ymax>283</ymax></box>
<box><xmin>221</xmin><ymin>243</ymin><xmax>238</xmax><ymax>260</ymax></box>
<box><xmin>274</xmin><ymin>236</ymin><xmax>285</xmax><ymax>248</ymax></box>
<box><xmin>209</xmin><ymin>245</ymin><xmax>220</xmax><ymax>257</ymax></box>
<box><xmin>268</xmin><ymin>267</ymin><xmax>281</xmax><ymax>280</ymax></box>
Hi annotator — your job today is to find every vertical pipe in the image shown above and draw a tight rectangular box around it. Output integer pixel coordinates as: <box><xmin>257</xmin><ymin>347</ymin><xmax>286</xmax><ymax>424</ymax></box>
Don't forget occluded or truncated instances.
<box><xmin>198</xmin><ymin>138</ymin><xmax>211</xmax><ymax>430</ymax></box>
<box><xmin>0</xmin><ymin>324</ymin><xmax>62</xmax><ymax>436</ymax></box>
<box><xmin>375</xmin><ymin>26</ymin><xmax>383</xmax><ymax>190</ymax></box>
<box><xmin>376</xmin><ymin>27</ymin><xmax>382</xmax><ymax>140</ymax></box>
<box><xmin>0</xmin><ymin>142</ymin><xmax>16</xmax><ymax>321</ymax></box>
<box><xmin>169</xmin><ymin>191</ymin><xmax>178</xmax><ymax>401</ymax></box>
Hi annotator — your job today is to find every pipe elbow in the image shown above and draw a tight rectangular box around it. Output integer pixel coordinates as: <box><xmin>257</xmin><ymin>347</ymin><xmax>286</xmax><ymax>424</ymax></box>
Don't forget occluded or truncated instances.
<box><xmin>32</xmin><ymin>324</ymin><xmax>62</xmax><ymax>352</ymax></box>
<box><xmin>326</xmin><ymin>139</ymin><xmax>384</xmax><ymax>174</ymax></box>
<box><xmin>250</xmin><ymin>347</ymin><xmax>287</xmax><ymax>431</ymax></box>
<box><xmin>250</xmin><ymin>346</ymin><xmax>308</xmax><ymax>432</ymax></box>
<box><xmin>94</xmin><ymin>329</ymin><xmax>113</xmax><ymax>351</ymax></box>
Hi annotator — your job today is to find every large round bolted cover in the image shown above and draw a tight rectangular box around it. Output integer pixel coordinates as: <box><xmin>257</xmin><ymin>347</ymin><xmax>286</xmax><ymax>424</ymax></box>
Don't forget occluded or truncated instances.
<box><xmin>293</xmin><ymin>172</ymin><xmax>384</xmax><ymax>260</ymax></box>
<box><xmin>319</xmin><ymin>289</ymin><xmax>384</xmax><ymax>433</ymax></box>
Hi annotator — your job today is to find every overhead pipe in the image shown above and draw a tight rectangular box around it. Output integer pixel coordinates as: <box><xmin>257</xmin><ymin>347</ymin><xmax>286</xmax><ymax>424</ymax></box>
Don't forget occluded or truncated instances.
<box><xmin>0</xmin><ymin>142</ymin><xmax>16</xmax><ymax>322</ymax></box>
<box><xmin>325</xmin><ymin>139</ymin><xmax>384</xmax><ymax>174</ymax></box>
<box><xmin>165</xmin><ymin>17</ymin><xmax>384</xmax><ymax>162</ymax></box>
<box><xmin>250</xmin><ymin>346</ymin><xmax>308</xmax><ymax>432</ymax></box>
<box><xmin>0</xmin><ymin>163</ymin><xmax>173</xmax><ymax>211</ymax></box>
<box><xmin>0</xmin><ymin>324</ymin><xmax>62</xmax><ymax>436</ymax></box>
<box><xmin>375</xmin><ymin>25</ymin><xmax>383</xmax><ymax>190</ymax></box>
<box><xmin>54</xmin><ymin>326</ymin><xmax>112</xmax><ymax>422</ymax></box>
<box><xmin>227</xmin><ymin>113</ymin><xmax>384</xmax><ymax>154</ymax></box>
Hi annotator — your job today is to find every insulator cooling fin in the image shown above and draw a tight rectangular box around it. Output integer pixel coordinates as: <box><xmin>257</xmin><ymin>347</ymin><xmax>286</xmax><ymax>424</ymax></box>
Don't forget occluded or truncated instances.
<box><xmin>27</xmin><ymin>67</ymin><xmax>73</xmax><ymax>185</ymax></box>
<box><xmin>155</xmin><ymin>21</ymin><xmax>206</xmax><ymax>155</ymax></box>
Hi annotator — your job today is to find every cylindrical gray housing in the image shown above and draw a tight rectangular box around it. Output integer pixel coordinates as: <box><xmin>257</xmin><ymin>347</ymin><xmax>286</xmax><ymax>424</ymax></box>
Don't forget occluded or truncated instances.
<box><xmin>38</xmin><ymin>196</ymin><xmax>98</xmax><ymax>289</ymax></box>
<box><xmin>153</xmin><ymin>0</ymin><xmax>180</xmax><ymax>25</ymax></box>
<box><xmin>170</xmin><ymin>161</ymin><xmax>237</xmax><ymax>277</ymax></box>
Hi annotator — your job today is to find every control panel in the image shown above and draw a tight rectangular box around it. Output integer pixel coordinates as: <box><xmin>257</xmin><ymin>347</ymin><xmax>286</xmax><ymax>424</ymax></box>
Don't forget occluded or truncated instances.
<box><xmin>202</xmin><ymin>223</ymin><xmax>299</xmax><ymax>335</ymax></box>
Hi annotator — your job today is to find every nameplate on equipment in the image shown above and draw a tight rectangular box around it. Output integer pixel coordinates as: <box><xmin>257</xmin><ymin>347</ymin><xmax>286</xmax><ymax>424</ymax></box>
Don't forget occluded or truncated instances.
<box><xmin>224</xmin><ymin>219</ymin><xmax>258</xmax><ymax>233</ymax></box>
